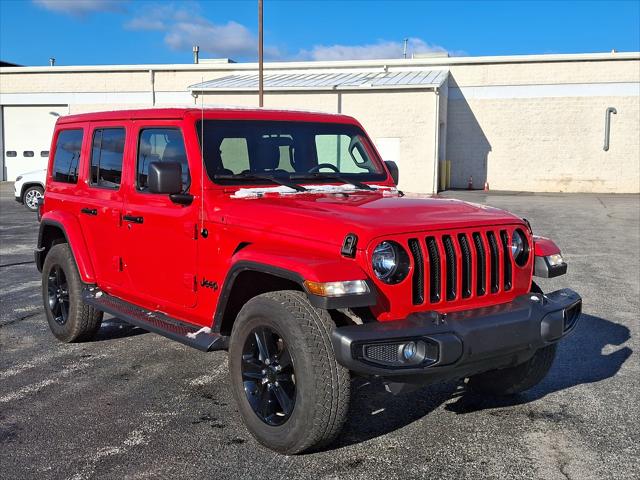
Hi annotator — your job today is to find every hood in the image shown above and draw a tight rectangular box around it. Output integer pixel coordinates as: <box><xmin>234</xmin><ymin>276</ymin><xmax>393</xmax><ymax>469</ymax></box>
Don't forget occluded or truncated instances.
<box><xmin>214</xmin><ymin>188</ymin><xmax>524</xmax><ymax>249</ymax></box>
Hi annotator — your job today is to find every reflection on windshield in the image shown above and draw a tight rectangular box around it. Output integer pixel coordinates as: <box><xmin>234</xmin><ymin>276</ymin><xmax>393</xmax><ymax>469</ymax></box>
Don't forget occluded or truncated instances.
<box><xmin>196</xmin><ymin>120</ymin><xmax>386</xmax><ymax>183</ymax></box>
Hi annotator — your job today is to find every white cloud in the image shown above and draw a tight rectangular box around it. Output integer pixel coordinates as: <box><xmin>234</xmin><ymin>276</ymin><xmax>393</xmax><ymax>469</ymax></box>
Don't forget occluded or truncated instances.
<box><xmin>34</xmin><ymin>0</ymin><xmax>127</xmax><ymax>16</ymax></box>
<box><xmin>299</xmin><ymin>38</ymin><xmax>449</xmax><ymax>61</ymax></box>
<box><xmin>125</xmin><ymin>3</ymin><xmax>280</xmax><ymax>59</ymax></box>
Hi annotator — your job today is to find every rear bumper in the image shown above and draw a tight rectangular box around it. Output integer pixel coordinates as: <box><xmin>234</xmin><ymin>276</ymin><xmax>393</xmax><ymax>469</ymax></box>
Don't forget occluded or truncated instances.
<box><xmin>331</xmin><ymin>288</ymin><xmax>581</xmax><ymax>384</ymax></box>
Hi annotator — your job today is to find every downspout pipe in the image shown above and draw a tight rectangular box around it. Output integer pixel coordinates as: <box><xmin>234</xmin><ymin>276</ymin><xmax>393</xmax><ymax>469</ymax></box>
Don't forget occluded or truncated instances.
<box><xmin>149</xmin><ymin>69</ymin><xmax>155</xmax><ymax>106</ymax></box>
<box><xmin>603</xmin><ymin>107</ymin><xmax>617</xmax><ymax>151</ymax></box>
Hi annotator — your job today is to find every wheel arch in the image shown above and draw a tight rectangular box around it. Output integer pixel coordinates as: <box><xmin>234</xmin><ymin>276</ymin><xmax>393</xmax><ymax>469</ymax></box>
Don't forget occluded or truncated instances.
<box><xmin>36</xmin><ymin>215</ymin><xmax>96</xmax><ymax>283</ymax></box>
<box><xmin>213</xmin><ymin>262</ymin><xmax>305</xmax><ymax>336</ymax></box>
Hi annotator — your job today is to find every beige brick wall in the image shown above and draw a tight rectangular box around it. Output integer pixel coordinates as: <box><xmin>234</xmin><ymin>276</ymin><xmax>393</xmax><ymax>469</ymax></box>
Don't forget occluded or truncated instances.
<box><xmin>448</xmin><ymin>94</ymin><xmax>640</xmax><ymax>192</ymax></box>
<box><xmin>448</xmin><ymin>59</ymin><xmax>640</xmax><ymax>87</ymax></box>
<box><xmin>0</xmin><ymin>71</ymin><xmax>151</xmax><ymax>93</ymax></box>
<box><xmin>446</xmin><ymin>59</ymin><xmax>640</xmax><ymax>193</ymax></box>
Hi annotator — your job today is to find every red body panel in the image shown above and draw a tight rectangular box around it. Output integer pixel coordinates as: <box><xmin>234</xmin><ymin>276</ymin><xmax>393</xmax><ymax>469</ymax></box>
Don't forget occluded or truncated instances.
<box><xmin>43</xmin><ymin>108</ymin><xmax>544</xmax><ymax>329</ymax></box>
<box><xmin>533</xmin><ymin>236</ymin><xmax>562</xmax><ymax>257</ymax></box>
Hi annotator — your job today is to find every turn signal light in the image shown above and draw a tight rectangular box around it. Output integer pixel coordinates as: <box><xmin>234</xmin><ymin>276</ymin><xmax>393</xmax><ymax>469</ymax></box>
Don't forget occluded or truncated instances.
<box><xmin>303</xmin><ymin>280</ymin><xmax>369</xmax><ymax>297</ymax></box>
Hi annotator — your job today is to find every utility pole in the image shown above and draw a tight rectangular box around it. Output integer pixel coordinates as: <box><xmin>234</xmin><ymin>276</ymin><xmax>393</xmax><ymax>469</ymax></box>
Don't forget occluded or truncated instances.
<box><xmin>258</xmin><ymin>0</ymin><xmax>264</xmax><ymax>107</ymax></box>
<box><xmin>403</xmin><ymin>38</ymin><xmax>408</xmax><ymax>59</ymax></box>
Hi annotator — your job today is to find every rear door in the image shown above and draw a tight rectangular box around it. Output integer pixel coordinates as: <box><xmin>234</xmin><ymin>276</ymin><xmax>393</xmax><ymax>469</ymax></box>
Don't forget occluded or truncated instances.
<box><xmin>77</xmin><ymin>122</ymin><xmax>128</xmax><ymax>294</ymax></box>
<box><xmin>122</xmin><ymin>121</ymin><xmax>198</xmax><ymax>309</ymax></box>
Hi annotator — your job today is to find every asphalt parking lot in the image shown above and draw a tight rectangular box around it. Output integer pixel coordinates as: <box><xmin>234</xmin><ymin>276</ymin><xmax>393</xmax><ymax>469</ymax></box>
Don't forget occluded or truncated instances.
<box><xmin>1</xmin><ymin>182</ymin><xmax>638</xmax><ymax>480</ymax></box>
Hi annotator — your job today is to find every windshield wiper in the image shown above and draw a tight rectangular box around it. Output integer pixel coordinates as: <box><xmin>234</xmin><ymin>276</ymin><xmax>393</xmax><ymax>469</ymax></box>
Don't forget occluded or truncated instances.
<box><xmin>289</xmin><ymin>173</ymin><xmax>374</xmax><ymax>191</ymax></box>
<box><xmin>214</xmin><ymin>173</ymin><xmax>307</xmax><ymax>192</ymax></box>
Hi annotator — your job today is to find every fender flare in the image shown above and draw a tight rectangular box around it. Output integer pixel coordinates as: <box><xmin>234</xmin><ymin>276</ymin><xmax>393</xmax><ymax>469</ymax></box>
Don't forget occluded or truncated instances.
<box><xmin>36</xmin><ymin>213</ymin><xmax>96</xmax><ymax>283</ymax></box>
<box><xmin>212</xmin><ymin>248</ymin><xmax>376</xmax><ymax>331</ymax></box>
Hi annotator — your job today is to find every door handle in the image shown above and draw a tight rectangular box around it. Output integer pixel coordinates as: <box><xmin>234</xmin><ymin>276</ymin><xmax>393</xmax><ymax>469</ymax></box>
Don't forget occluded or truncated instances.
<box><xmin>123</xmin><ymin>215</ymin><xmax>144</xmax><ymax>224</ymax></box>
<box><xmin>81</xmin><ymin>208</ymin><xmax>97</xmax><ymax>216</ymax></box>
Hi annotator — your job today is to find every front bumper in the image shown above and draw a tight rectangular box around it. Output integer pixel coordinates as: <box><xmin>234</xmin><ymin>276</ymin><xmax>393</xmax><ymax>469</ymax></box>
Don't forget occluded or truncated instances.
<box><xmin>331</xmin><ymin>288</ymin><xmax>581</xmax><ymax>384</ymax></box>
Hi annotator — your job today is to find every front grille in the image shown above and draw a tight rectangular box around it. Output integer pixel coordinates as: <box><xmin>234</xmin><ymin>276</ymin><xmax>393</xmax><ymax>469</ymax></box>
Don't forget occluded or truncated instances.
<box><xmin>410</xmin><ymin>228</ymin><xmax>519</xmax><ymax>306</ymax></box>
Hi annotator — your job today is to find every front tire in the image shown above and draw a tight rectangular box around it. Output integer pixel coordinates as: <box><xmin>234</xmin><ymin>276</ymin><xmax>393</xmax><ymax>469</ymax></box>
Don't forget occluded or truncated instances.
<box><xmin>42</xmin><ymin>243</ymin><xmax>103</xmax><ymax>342</ymax></box>
<box><xmin>23</xmin><ymin>185</ymin><xmax>43</xmax><ymax>212</ymax></box>
<box><xmin>228</xmin><ymin>291</ymin><xmax>350</xmax><ymax>454</ymax></box>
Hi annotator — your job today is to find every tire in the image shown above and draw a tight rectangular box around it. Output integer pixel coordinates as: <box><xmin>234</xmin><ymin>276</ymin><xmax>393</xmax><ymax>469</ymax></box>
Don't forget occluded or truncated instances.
<box><xmin>467</xmin><ymin>343</ymin><xmax>557</xmax><ymax>396</ymax></box>
<box><xmin>42</xmin><ymin>243</ymin><xmax>103</xmax><ymax>342</ymax></box>
<box><xmin>228</xmin><ymin>290</ymin><xmax>350</xmax><ymax>454</ymax></box>
<box><xmin>22</xmin><ymin>185</ymin><xmax>43</xmax><ymax>212</ymax></box>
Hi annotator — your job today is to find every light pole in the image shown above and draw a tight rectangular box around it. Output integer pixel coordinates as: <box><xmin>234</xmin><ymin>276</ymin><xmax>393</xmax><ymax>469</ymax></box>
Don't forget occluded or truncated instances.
<box><xmin>258</xmin><ymin>0</ymin><xmax>264</xmax><ymax>107</ymax></box>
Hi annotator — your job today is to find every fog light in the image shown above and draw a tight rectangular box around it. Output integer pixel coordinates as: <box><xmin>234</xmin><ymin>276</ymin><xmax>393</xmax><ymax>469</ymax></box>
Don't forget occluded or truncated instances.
<box><xmin>402</xmin><ymin>342</ymin><xmax>417</xmax><ymax>361</ymax></box>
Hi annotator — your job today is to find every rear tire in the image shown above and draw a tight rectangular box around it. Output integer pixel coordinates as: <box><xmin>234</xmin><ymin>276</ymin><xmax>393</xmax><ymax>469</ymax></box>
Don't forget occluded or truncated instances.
<box><xmin>228</xmin><ymin>290</ymin><xmax>350</xmax><ymax>454</ymax></box>
<box><xmin>42</xmin><ymin>243</ymin><xmax>103</xmax><ymax>342</ymax></box>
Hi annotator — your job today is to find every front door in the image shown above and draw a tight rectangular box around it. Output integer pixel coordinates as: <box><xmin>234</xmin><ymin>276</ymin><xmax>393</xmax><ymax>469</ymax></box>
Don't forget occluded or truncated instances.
<box><xmin>122</xmin><ymin>123</ymin><xmax>198</xmax><ymax>309</ymax></box>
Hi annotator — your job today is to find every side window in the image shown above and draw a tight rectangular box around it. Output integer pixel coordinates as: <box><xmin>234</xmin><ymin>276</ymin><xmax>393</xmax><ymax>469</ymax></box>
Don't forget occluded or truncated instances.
<box><xmin>137</xmin><ymin>128</ymin><xmax>190</xmax><ymax>192</ymax></box>
<box><xmin>90</xmin><ymin>128</ymin><xmax>125</xmax><ymax>189</ymax></box>
<box><xmin>23</xmin><ymin>151</ymin><xmax>34</xmax><ymax>157</ymax></box>
<box><xmin>52</xmin><ymin>129</ymin><xmax>83</xmax><ymax>183</ymax></box>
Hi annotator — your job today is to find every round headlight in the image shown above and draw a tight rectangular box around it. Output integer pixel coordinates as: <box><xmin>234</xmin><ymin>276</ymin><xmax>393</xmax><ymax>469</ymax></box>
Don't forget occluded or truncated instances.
<box><xmin>372</xmin><ymin>241</ymin><xmax>397</xmax><ymax>280</ymax></box>
<box><xmin>510</xmin><ymin>229</ymin><xmax>529</xmax><ymax>266</ymax></box>
<box><xmin>372</xmin><ymin>241</ymin><xmax>410</xmax><ymax>284</ymax></box>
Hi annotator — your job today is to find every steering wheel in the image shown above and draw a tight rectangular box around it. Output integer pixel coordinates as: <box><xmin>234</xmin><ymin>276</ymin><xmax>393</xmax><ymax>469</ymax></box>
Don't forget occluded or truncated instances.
<box><xmin>308</xmin><ymin>163</ymin><xmax>340</xmax><ymax>173</ymax></box>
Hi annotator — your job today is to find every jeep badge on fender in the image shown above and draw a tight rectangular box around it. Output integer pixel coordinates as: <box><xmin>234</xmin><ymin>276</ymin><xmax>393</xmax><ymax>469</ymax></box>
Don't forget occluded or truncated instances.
<box><xmin>36</xmin><ymin>108</ymin><xmax>581</xmax><ymax>454</ymax></box>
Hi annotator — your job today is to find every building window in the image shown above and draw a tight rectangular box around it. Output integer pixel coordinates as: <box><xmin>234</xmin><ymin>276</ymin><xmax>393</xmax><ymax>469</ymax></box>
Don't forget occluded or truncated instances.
<box><xmin>52</xmin><ymin>129</ymin><xmax>83</xmax><ymax>184</ymax></box>
<box><xmin>23</xmin><ymin>151</ymin><xmax>34</xmax><ymax>157</ymax></box>
<box><xmin>6</xmin><ymin>151</ymin><xmax>17</xmax><ymax>157</ymax></box>
<box><xmin>90</xmin><ymin>128</ymin><xmax>125</xmax><ymax>188</ymax></box>
<box><xmin>41</xmin><ymin>151</ymin><xmax>49</xmax><ymax>157</ymax></box>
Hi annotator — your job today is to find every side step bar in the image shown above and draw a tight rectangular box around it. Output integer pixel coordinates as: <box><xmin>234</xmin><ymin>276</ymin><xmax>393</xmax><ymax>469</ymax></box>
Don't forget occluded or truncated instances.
<box><xmin>82</xmin><ymin>287</ymin><xmax>228</xmax><ymax>352</ymax></box>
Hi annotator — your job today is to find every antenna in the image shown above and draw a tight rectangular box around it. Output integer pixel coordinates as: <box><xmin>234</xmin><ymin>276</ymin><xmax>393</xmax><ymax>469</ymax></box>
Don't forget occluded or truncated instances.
<box><xmin>200</xmin><ymin>78</ymin><xmax>208</xmax><ymax>238</ymax></box>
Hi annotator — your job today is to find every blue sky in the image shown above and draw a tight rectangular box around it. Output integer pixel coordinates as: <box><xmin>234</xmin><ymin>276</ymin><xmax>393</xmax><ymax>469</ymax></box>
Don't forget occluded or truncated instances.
<box><xmin>1</xmin><ymin>0</ymin><xmax>639</xmax><ymax>66</ymax></box>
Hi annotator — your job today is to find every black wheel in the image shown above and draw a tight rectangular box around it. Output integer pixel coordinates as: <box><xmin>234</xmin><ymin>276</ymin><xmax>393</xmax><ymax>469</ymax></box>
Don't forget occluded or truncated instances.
<box><xmin>229</xmin><ymin>291</ymin><xmax>350</xmax><ymax>454</ymax></box>
<box><xmin>42</xmin><ymin>243</ymin><xmax>103</xmax><ymax>342</ymax></box>
<box><xmin>467</xmin><ymin>343</ymin><xmax>557</xmax><ymax>396</ymax></box>
<box><xmin>23</xmin><ymin>185</ymin><xmax>43</xmax><ymax>212</ymax></box>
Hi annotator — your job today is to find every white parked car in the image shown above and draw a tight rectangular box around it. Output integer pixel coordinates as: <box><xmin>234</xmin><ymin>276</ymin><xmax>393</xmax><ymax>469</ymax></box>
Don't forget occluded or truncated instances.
<box><xmin>14</xmin><ymin>169</ymin><xmax>46</xmax><ymax>212</ymax></box>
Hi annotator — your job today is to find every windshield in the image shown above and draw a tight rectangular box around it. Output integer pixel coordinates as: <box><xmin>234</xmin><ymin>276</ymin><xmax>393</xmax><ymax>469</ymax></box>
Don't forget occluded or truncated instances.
<box><xmin>196</xmin><ymin>120</ymin><xmax>386</xmax><ymax>184</ymax></box>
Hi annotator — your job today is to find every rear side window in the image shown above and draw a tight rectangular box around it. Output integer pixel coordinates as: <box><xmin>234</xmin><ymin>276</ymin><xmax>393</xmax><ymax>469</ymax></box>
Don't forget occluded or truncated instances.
<box><xmin>52</xmin><ymin>129</ymin><xmax>83</xmax><ymax>183</ymax></box>
<box><xmin>90</xmin><ymin>128</ymin><xmax>125</xmax><ymax>188</ymax></box>
<box><xmin>137</xmin><ymin>128</ymin><xmax>190</xmax><ymax>192</ymax></box>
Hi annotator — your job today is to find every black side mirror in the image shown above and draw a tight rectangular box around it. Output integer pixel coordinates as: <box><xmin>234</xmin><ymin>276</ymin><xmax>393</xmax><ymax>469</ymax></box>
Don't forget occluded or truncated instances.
<box><xmin>148</xmin><ymin>162</ymin><xmax>182</xmax><ymax>194</ymax></box>
<box><xmin>385</xmin><ymin>160</ymin><xmax>399</xmax><ymax>186</ymax></box>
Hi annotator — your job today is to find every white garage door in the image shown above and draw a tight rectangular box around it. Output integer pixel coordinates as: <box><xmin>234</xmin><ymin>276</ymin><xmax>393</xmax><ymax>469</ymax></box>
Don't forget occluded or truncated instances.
<box><xmin>3</xmin><ymin>105</ymin><xmax>67</xmax><ymax>181</ymax></box>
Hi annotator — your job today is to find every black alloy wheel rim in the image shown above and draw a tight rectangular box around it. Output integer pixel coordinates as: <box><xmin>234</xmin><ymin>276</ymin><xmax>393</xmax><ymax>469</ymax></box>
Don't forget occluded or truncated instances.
<box><xmin>241</xmin><ymin>326</ymin><xmax>296</xmax><ymax>426</ymax></box>
<box><xmin>47</xmin><ymin>265</ymin><xmax>70</xmax><ymax>325</ymax></box>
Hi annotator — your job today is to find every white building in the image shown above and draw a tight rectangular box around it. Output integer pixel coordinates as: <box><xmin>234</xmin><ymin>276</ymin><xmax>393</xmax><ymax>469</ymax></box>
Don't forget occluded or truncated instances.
<box><xmin>0</xmin><ymin>51</ymin><xmax>638</xmax><ymax>193</ymax></box>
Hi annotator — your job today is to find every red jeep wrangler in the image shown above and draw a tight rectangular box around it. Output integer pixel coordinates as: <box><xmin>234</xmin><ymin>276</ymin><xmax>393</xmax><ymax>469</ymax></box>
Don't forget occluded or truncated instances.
<box><xmin>36</xmin><ymin>108</ymin><xmax>581</xmax><ymax>454</ymax></box>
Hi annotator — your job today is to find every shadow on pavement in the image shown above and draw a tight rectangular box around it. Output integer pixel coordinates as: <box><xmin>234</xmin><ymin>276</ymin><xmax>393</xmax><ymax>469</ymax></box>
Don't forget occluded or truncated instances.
<box><xmin>91</xmin><ymin>317</ymin><xmax>148</xmax><ymax>342</ymax></box>
<box><xmin>445</xmin><ymin>313</ymin><xmax>632</xmax><ymax>414</ymax></box>
<box><xmin>330</xmin><ymin>312</ymin><xmax>631</xmax><ymax>448</ymax></box>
